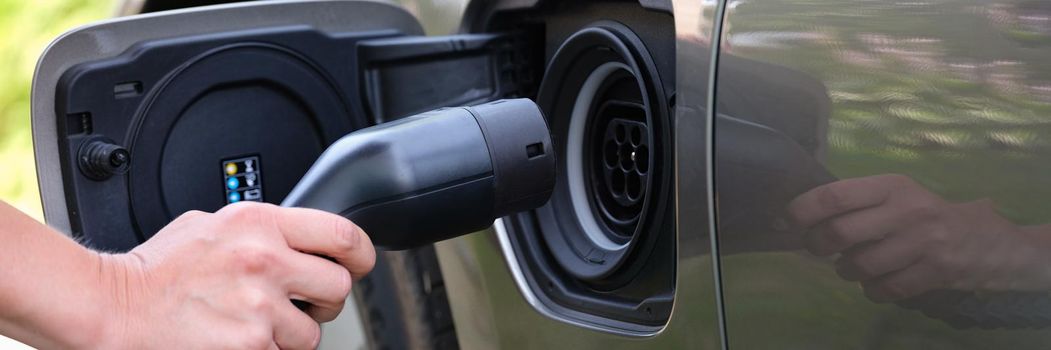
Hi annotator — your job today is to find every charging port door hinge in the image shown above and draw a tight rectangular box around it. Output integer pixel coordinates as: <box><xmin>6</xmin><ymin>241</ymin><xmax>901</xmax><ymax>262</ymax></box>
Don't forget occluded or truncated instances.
<box><xmin>358</xmin><ymin>32</ymin><xmax>540</xmax><ymax>123</ymax></box>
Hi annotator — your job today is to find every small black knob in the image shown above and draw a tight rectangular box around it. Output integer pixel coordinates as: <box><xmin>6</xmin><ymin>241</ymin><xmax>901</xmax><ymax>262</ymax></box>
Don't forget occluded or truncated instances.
<box><xmin>78</xmin><ymin>138</ymin><xmax>130</xmax><ymax>181</ymax></box>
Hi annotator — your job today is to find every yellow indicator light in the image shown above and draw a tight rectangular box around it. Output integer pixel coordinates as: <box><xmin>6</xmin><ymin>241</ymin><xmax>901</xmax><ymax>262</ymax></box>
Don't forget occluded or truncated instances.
<box><xmin>225</xmin><ymin>163</ymin><xmax>238</xmax><ymax>175</ymax></box>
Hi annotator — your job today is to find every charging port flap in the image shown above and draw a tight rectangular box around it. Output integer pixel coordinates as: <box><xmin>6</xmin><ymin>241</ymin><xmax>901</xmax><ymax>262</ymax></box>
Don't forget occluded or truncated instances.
<box><xmin>31</xmin><ymin>0</ymin><xmax>537</xmax><ymax>251</ymax></box>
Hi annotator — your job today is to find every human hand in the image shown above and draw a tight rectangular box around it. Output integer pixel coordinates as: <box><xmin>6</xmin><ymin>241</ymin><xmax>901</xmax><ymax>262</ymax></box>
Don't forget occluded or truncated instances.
<box><xmin>96</xmin><ymin>202</ymin><xmax>374</xmax><ymax>349</ymax></box>
<box><xmin>787</xmin><ymin>174</ymin><xmax>1051</xmax><ymax>302</ymax></box>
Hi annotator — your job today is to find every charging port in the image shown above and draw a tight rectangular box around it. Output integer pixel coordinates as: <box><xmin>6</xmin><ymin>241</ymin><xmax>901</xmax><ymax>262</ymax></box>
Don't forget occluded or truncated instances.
<box><xmin>590</xmin><ymin>87</ymin><xmax>650</xmax><ymax>242</ymax></box>
<box><xmin>503</xmin><ymin>21</ymin><xmax>675</xmax><ymax>329</ymax></box>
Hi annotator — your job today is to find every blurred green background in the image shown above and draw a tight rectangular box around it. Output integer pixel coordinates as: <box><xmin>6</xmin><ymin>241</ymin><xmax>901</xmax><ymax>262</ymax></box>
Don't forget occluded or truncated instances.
<box><xmin>0</xmin><ymin>2</ymin><xmax>118</xmax><ymax>348</ymax></box>
<box><xmin>0</xmin><ymin>0</ymin><xmax>117</xmax><ymax>222</ymax></box>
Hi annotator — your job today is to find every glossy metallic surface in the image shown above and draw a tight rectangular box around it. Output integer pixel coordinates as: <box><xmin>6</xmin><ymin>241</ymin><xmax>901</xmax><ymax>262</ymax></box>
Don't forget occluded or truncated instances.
<box><xmin>433</xmin><ymin>0</ymin><xmax>724</xmax><ymax>347</ymax></box>
<box><xmin>716</xmin><ymin>0</ymin><xmax>1051</xmax><ymax>348</ymax></box>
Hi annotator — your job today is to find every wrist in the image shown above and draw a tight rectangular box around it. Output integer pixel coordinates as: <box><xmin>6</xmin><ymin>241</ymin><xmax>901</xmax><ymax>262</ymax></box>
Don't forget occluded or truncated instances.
<box><xmin>0</xmin><ymin>203</ymin><xmax>144</xmax><ymax>349</ymax></box>
<box><xmin>1007</xmin><ymin>226</ymin><xmax>1051</xmax><ymax>291</ymax></box>
<box><xmin>57</xmin><ymin>252</ymin><xmax>146</xmax><ymax>349</ymax></box>
<box><xmin>951</xmin><ymin>201</ymin><xmax>1051</xmax><ymax>292</ymax></box>
<box><xmin>54</xmin><ymin>250</ymin><xmax>119</xmax><ymax>349</ymax></box>
<box><xmin>24</xmin><ymin>248</ymin><xmax>115</xmax><ymax>349</ymax></box>
<box><xmin>85</xmin><ymin>253</ymin><xmax>148</xmax><ymax>350</ymax></box>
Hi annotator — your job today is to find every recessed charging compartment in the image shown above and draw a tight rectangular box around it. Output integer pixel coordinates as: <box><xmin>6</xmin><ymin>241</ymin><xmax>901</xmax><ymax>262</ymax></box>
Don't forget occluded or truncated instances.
<box><xmin>55</xmin><ymin>27</ymin><xmax>378</xmax><ymax>249</ymax></box>
<box><xmin>502</xmin><ymin>17</ymin><xmax>676</xmax><ymax>331</ymax></box>
<box><xmin>52</xmin><ymin>21</ymin><xmax>536</xmax><ymax>251</ymax></box>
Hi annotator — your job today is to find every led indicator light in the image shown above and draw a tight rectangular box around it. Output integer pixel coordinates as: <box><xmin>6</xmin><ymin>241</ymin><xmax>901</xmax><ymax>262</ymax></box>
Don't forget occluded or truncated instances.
<box><xmin>222</xmin><ymin>156</ymin><xmax>262</xmax><ymax>204</ymax></box>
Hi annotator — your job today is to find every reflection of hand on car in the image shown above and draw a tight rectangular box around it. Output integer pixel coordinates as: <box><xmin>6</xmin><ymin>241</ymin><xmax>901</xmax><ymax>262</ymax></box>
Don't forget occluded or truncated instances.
<box><xmin>787</xmin><ymin>174</ymin><xmax>1051</xmax><ymax>303</ymax></box>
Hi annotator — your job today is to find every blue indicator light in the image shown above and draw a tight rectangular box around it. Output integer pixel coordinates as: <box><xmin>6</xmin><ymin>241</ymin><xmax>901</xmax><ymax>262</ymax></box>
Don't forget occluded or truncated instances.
<box><xmin>228</xmin><ymin>191</ymin><xmax>241</xmax><ymax>203</ymax></box>
<box><xmin>227</xmin><ymin>177</ymin><xmax>240</xmax><ymax>190</ymax></box>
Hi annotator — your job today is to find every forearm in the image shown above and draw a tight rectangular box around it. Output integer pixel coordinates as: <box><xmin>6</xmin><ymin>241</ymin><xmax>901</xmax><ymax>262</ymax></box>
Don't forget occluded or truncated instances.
<box><xmin>0</xmin><ymin>201</ymin><xmax>113</xmax><ymax>348</ymax></box>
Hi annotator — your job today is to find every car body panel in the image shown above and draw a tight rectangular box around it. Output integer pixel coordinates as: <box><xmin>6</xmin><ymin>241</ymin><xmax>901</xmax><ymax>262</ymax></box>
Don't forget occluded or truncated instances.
<box><xmin>715</xmin><ymin>0</ymin><xmax>1051</xmax><ymax>348</ymax></box>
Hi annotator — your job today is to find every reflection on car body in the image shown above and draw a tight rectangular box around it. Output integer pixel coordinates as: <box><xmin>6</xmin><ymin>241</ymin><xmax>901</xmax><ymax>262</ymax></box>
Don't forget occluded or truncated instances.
<box><xmin>714</xmin><ymin>0</ymin><xmax>1051</xmax><ymax>347</ymax></box>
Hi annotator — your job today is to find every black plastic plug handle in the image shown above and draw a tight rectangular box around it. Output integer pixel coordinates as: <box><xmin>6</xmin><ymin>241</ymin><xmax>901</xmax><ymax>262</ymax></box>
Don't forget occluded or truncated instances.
<box><xmin>281</xmin><ymin>99</ymin><xmax>555</xmax><ymax>250</ymax></box>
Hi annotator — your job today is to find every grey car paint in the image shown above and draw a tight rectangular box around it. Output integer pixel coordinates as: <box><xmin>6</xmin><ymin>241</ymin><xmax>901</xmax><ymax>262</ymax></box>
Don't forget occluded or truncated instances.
<box><xmin>715</xmin><ymin>0</ymin><xmax>1051</xmax><ymax>349</ymax></box>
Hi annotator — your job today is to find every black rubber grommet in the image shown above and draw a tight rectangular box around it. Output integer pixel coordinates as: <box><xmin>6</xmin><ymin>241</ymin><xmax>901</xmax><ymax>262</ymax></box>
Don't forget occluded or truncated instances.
<box><xmin>78</xmin><ymin>136</ymin><xmax>130</xmax><ymax>181</ymax></box>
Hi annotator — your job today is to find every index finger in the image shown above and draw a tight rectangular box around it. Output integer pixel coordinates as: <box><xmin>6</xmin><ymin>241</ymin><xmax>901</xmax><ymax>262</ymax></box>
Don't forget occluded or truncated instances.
<box><xmin>271</xmin><ymin>207</ymin><xmax>376</xmax><ymax>280</ymax></box>
<box><xmin>787</xmin><ymin>174</ymin><xmax>905</xmax><ymax>229</ymax></box>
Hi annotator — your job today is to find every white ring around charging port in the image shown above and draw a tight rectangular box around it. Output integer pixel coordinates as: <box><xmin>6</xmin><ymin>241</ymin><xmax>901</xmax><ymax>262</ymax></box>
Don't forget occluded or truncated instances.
<box><xmin>567</xmin><ymin>61</ymin><xmax>633</xmax><ymax>252</ymax></box>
